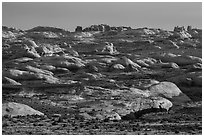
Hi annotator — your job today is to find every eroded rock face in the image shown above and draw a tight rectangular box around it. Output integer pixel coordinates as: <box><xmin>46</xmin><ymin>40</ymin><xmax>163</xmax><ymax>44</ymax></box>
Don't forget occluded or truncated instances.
<box><xmin>2</xmin><ymin>102</ymin><xmax>44</xmax><ymax>117</ymax></box>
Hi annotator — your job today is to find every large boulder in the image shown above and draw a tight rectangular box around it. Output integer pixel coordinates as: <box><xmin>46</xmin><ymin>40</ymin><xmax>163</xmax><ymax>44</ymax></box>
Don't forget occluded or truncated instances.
<box><xmin>147</xmin><ymin>82</ymin><xmax>191</xmax><ymax>104</ymax></box>
<box><xmin>78</xmin><ymin>86</ymin><xmax>173</xmax><ymax>120</ymax></box>
<box><xmin>3</xmin><ymin>69</ymin><xmax>60</xmax><ymax>84</ymax></box>
<box><xmin>2</xmin><ymin>102</ymin><xmax>44</xmax><ymax>117</ymax></box>
<box><xmin>152</xmin><ymin>53</ymin><xmax>201</xmax><ymax>66</ymax></box>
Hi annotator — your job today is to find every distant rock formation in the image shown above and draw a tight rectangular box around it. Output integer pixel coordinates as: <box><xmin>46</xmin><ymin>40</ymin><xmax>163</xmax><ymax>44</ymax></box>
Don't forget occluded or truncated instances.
<box><xmin>82</xmin><ymin>24</ymin><xmax>132</xmax><ymax>32</ymax></box>
<box><xmin>101</xmin><ymin>42</ymin><xmax>118</xmax><ymax>54</ymax></box>
<box><xmin>171</xmin><ymin>26</ymin><xmax>192</xmax><ymax>39</ymax></box>
<box><xmin>75</xmin><ymin>26</ymin><xmax>83</xmax><ymax>32</ymax></box>
<box><xmin>187</xmin><ymin>26</ymin><xmax>192</xmax><ymax>31</ymax></box>
<box><xmin>26</xmin><ymin>26</ymin><xmax>69</xmax><ymax>33</ymax></box>
<box><xmin>174</xmin><ymin>26</ymin><xmax>186</xmax><ymax>32</ymax></box>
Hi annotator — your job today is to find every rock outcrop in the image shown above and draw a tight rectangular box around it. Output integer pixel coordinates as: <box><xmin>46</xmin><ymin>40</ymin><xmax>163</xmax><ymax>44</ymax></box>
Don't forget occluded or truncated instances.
<box><xmin>75</xmin><ymin>26</ymin><xmax>83</xmax><ymax>32</ymax></box>
<box><xmin>147</xmin><ymin>82</ymin><xmax>191</xmax><ymax>104</ymax></box>
<box><xmin>82</xmin><ymin>24</ymin><xmax>132</xmax><ymax>32</ymax></box>
<box><xmin>151</xmin><ymin>53</ymin><xmax>201</xmax><ymax>66</ymax></box>
<box><xmin>2</xmin><ymin>102</ymin><xmax>44</xmax><ymax>117</ymax></box>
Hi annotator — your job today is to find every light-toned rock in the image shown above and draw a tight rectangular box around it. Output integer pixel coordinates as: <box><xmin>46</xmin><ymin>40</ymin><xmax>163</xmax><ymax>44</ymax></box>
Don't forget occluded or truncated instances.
<box><xmin>114</xmin><ymin>56</ymin><xmax>141</xmax><ymax>72</ymax></box>
<box><xmin>39</xmin><ymin>65</ymin><xmax>56</xmax><ymax>71</ymax></box>
<box><xmin>129</xmin><ymin>88</ymin><xmax>149</xmax><ymax>97</ymax></box>
<box><xmin>25</xmin><ymin>65</ymin><xmax>53</xmax><ymax>76</ymax></box>
<box><xmin>148</xmin><ymin>82</ymin><xmax>191</xmax><ymax>104</ymax></box>
<box><xmin>3</xmin><ymin>69</ymin><xmax>60</xmax><ymax>84</ymax></box>
<box><xmin>101</xmin><ymin>42</ymin><xmax>118</xmax><ymax>54</ymax></box>
<box><xmin>106</xmin><ymin>112</ymin><xmax>121</xmax><ymax>121</ymax></box>
<box><xmin>152</xmin><ymin>53</ymin><xmax>202</xmax><ymax>66</ymax></box>
<box><xmin>2</xmin><ymin>102</ymin><xmax>44</xmax><ymax>117</ymax></box>
<box><xmin>3</xmin><ymin>69</ymin><xmax>37</xmax><ymax>80</ymax></box>
<box><xmin>13</xmin><ymin>57</ymin><xmax>34</xmax><ymax>63</ymax></box>
<box><xmin>25</xmin><ymin>39</ymin><xmax>39</xmax><ymax>48</ymax></box>
<box><xmin>80</xmin><ymin>86</ymin><xmax>173</xmax><ymax>120</ymax></box>
<box><xmin>3</xmin><ymin>77</ymin><xmax>21</xmax><ymax>85</ymax></box>
<box><xmin>158</xmin><ymin>61</ymin><xmax>180</xmax><ymax>69</ymax></box>
<box><xmin>109</xmin><ymin>64</ymin><xmax>125</xmax><ymax>72</ymax></box>
<box><xmin>135</xmin><ymin>60</ymin><xmax>150</xmax><ymax>67</ymax></box>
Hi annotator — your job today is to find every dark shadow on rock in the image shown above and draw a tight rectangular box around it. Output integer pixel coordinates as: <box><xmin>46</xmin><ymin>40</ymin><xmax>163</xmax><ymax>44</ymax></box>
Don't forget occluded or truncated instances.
<box><xmin>121</xmin><ymin>108</ymin><xmax>167</xmax><ymax>120</ymax></box>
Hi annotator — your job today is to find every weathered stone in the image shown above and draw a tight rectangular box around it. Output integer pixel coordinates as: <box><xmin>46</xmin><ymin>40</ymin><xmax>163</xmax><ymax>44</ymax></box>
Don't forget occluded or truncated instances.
<box><xmin>3</xmin><ymin>77</ymin><xmax>21</xmax><ymax>85</ymax></box>
<box><xmin>113</xmin><ymin>56</ymin><xmax>141</xmax><ymax>72</ymax></box>
<box><xmin>3</xmin><ymin>69</ymin><xmax>38</xmax><ymax>80</ymax></box>
<box><xmin>25</xmin><ymin>39</ymin><xmax>39</xmax><ymax>48</ymax></box>
<box><xmin>135</xmin><ymin>60</ymin><xmax>150</xmax><ymax>67</ymax></box>
<box><xmin>3</xmin><ymin>69</ymin><xmax>60</xmax><ymax>84</ymax></box>
<box><xmin>157</xmin><ymin>61</ymin><xmax>180</xmax><ymax>69</ymax></box>
<box><xmin>7</xmin><ymin>43</ymin><xmax>41</xmax><ymax>59</ymax></box>
<box><xmin>13</xmin><ymin>57</ymin><xmax>34</xmax><ymax>63</ymax></box>
<box><xmin>106</xmin><ymin>112</ymin><xmax>121</xmax><ymax>121</ymax></box>
<box><xmin>77</xmin><ymin>85</ymin><xmax>174</xmax><ymax>120</ymax></box>
<box><xmin>2</xmin><ymin>102</ymin><xmax>44</xmax><ymax>117</ymax></box>
<box><xmin>109</xmin><ymin>64</ymin><xmax>125</xmax><ymax>72</ymax></box>
<box><xmin>152</xmin><ymin>53</ymin><xmax>201</xmax><ymax>66</ymax></box>
<box><xmin>25</xmin><ymin>65</ymin><xmax>54</xmax><ymax>76</ymax></box>
<box><xmin>148</xmin><ymin>82</ymin><xmax>191</xmax><ymax>104</ymax></box>
<box><xmin>101</xmin><ymin>42</ymin><xmax>118</xmax><ymax>54</ymax></box>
